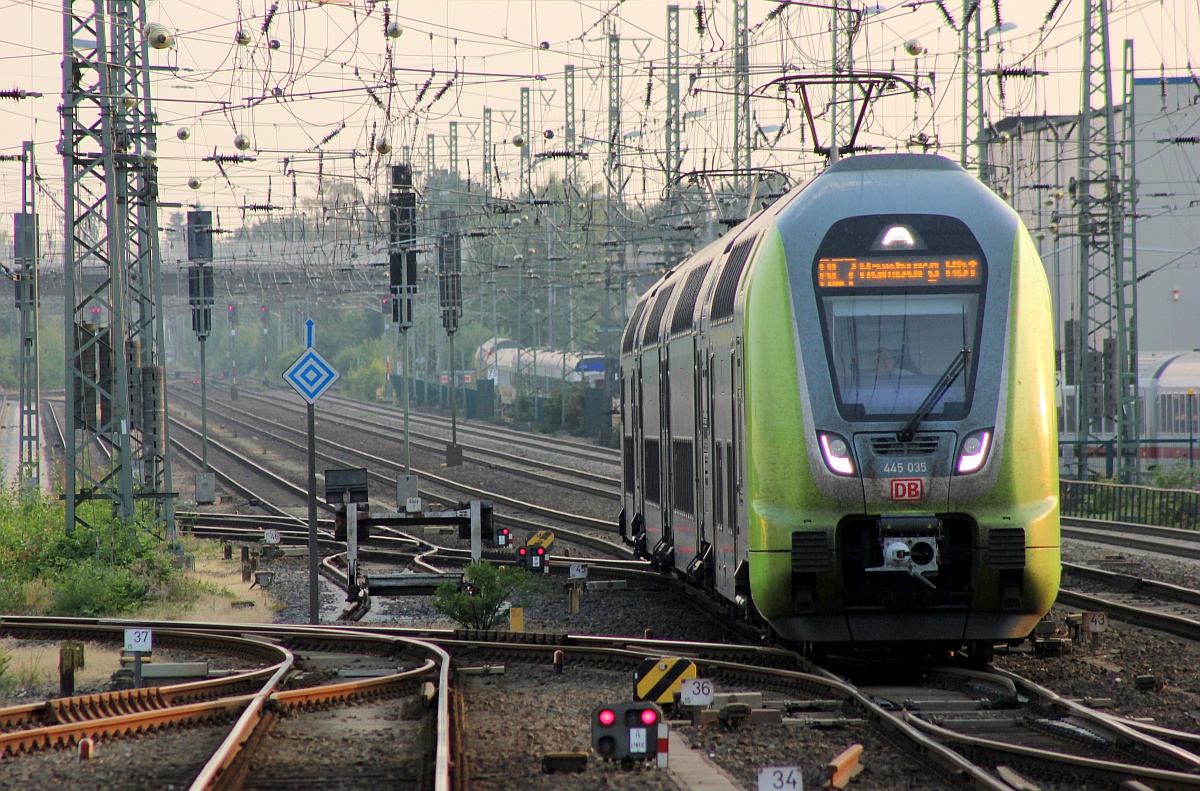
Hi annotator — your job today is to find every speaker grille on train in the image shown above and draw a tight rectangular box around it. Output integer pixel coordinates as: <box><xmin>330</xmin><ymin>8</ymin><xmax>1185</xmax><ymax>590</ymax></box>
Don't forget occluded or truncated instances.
<box><xmin>791</xmin><ymin>532</ymin><xmax>830</xmax><ymax>572</ymax></box>
<box><xmin>988</xmin><ymin>528</ymin><xmax>1027</xmax><ymax>569</ymax></box>
<box><xmin>869</xmin><ymin>435</ymin><xmax>940</xmax><ymax>456</ymax></box>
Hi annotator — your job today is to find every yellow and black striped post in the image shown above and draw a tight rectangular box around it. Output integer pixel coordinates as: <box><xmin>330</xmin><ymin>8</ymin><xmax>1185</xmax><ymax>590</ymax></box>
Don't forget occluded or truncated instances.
<box><xmin>634</xmin><ymin>657</ymin><xmax>697</xmax><ymax>704</ymax></box>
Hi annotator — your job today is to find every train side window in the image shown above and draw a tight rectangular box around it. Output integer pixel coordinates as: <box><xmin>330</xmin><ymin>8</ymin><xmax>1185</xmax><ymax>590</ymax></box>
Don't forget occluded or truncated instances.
<box><xmin>709</xmin><ymin>236</ymin><xmax>758</xmax><ymax>323</ymax></box>
<box><xmin>623</xmin><ymin>436</ymin><xmax>635</xmax><ymax>495</ymax></box>
<box><xmin>643</xmin><ymin>285</ymin><xmax>676</xmax><ymax>345</ymax></box>
<box><xmin>714</xmin><ymin>444</ymin><xmax>725</xmax><ymax>528</ymax></box>
<box><xmin>623</xmin><ymin>300</ymin><xmax>648</xmax><ymax>354</ymax></box>
<box><xmin>672</xmin><ymin>439</ymin><xmax>695</xmax><ymax>516</ymax></box>
<box><xmin>725</xmin><ymin>441</ymin><xmax>736</xmax><ymax>529</ymax></box>
<box><xmin>644</xmin><ymin>439</ymin><xmax>661</xmax><ymax>504</ymax></box>
<box><xmin>670</xmin><ymin>263</ymin><xmax>711</xmax><ymax>336</ymax></box>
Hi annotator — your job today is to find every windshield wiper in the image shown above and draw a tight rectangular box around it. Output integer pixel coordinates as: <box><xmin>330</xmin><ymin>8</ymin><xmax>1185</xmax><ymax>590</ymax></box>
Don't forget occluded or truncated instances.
<box><xmin>896</xmin><ymin>345</ymin><xmax>970</xmax><ymax>443</ymax></box>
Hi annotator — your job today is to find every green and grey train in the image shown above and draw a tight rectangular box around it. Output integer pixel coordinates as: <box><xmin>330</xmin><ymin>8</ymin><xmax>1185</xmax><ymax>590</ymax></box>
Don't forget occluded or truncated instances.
<box><xmin>619</xmin><ymin>154</ymin><xmax>1059</xmax><ymax>655</ymax></box>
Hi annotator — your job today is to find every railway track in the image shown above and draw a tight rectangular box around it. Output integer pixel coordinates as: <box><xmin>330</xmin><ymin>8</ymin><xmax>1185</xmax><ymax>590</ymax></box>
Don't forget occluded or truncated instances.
<box><xmin>312</xmin><ymin>387</ymin><xmax>621</xmax><ymax>468</ymax></box>
<box><xmin>37</xmin><ymin>385</ymin><xmax>1200</xmax><ymax>788</ymax></box>
<box><xmin>0</xmin><ymin>617</ymin><xmax>451</xmax><ymax>791</ymax></box>
<box><xmin>172</xmin><ymin>385</ymin><xmax>619</xmax><ymax>497</ymax></box>
<box><xmin>10</xmin><ymin>610</ymin><xmax>1199</xmax><ymax>790</ymax></box>
<box><xmin>165</xmin><ymin>388</ymin><xmax>629</xmax><ymax>558</ymax></box>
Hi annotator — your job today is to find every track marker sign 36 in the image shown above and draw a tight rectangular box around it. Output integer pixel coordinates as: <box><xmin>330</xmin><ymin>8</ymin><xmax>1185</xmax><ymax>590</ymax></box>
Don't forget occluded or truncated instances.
<box><xmin>679</xmin><ymin>678</ymin><xmax>714</xmax><ymax>707</ymax></box>
<box><xmin>758</xmin><ymin>766</ymin><xmax>803</xmax><ymax>790</ymax></box>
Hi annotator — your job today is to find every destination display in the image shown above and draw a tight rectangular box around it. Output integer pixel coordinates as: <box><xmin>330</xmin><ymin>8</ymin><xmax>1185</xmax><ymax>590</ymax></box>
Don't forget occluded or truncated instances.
<box><xmin>816</xmin><ymin>256</ymin><xmax>983</xmax><ymax>288</ymax></box>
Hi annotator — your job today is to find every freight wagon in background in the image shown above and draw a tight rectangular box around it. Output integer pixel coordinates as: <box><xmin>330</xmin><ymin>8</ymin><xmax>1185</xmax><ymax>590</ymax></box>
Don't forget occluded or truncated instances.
<box><xmin>1057</xmin><ymin>350</ymin><xmax>1200</xmax><ymax>477</ymax></box>
<box><xmin>475</xmin><ymin>336</ymin><xmax>607</xmax><ymax>406</ymax></box>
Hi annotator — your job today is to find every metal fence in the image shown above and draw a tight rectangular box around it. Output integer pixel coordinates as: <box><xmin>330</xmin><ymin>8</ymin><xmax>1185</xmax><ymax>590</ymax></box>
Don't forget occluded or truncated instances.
<box><xmin>1060</xmin><ymin>479</ymin><xmax>1200</xmax><ymax>530</ymax></box>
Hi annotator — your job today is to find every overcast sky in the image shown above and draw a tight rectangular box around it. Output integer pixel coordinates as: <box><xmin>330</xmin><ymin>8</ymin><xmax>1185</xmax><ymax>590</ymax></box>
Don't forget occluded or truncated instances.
<box><xmin>0</xmin><ymin>0</ymin><xmax>1196</xmax><ymax>231</ymax></box>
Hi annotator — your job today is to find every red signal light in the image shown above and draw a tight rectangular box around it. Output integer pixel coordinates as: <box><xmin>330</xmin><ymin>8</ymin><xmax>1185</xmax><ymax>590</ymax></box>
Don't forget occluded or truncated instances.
<box><xmin>228</xmin><ymin>304</ymin><xmax>234</xmax><ymax>310</ymax></box>
<box><xmin>536</xmin><ymin>546</ymin><xmax>545</xmax><ymax>555</ymax></box>
<box><xmin>598</xmin><ymin>709</ymin><xmax>616</xmax><ymax>727</ymax></box>
<box><xmin>640</xmin><ymin>708</ymin><xmax>658</xmax><ymax>726</ymax></box>
<box><xmin>518</xmin><ymin>547</ymin><xmax>527</xmax><ymax>556</ymax></box>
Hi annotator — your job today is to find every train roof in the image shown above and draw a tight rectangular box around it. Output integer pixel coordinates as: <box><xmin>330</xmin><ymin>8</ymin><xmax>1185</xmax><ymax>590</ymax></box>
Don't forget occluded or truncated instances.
<box><xmin>824</xmin><ymin>153</ymin><xmax>963</xmax><ymax>173</ymax></box>
<box><xmin>1142</xmin><ymin>351</ymin><xmax>1200</xmax><ymax>390</ymax></box>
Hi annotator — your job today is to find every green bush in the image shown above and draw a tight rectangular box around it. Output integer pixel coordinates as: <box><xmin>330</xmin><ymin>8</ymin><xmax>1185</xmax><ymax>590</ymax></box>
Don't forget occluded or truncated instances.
<box><xmin>0</xmin><ymin>489</ymin><xmax>195</xmax><ymax>617</ymax></box>
<box><xmin>432</xmin><ymin>561</ymin><xmax>544</xmax><ymax>630</ymax></box>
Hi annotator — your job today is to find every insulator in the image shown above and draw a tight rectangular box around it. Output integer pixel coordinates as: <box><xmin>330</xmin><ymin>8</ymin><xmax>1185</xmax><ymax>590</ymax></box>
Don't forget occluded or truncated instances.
<box><xmin>261</xmin><ymin>2</ymin><xmax>277</xmax><ymax>34</ymax></box>
<box><xmin>0</xmin><ymin>88</ymin><xmax>30</xmax><ymax>100</ymax></box>
<box><xmin>645</xmin><ymin>67</ymin><xmax>654</xmax><ymax>108</ymax></box>
<box><xmin>244</xmin><ymin>203</ymin><xmax>274</xmax><ymax>211</ymax></box>
<box><xmin>1044</xmin><ymin>0</ymin><xmax>1064</xmax><ymax>23</ymax></box>
<box><xmin>934</xmin><ymin>1</ymin><xmax>955</xmax><ymax>28</ymax></box>
<box><xmin>694</xmin><ymin>1</ymin><xmax>705</xmax><ymax>36</ymax></box>
<box><xmin>208</xmin><ymin>154</ymin><xmax>253</xmax><ymax>164</ymax></box>
<box><xmin>365</xmin><ymin>86</ymin><xmax>385</xmax><ymax>109</ymax></box>
<box><xmin>144</xmin><ymin>23</ymin><xmax>174</xmax><ymax>50</ymax></box>
<box><xmin>432</xmin><ymin>74</ymin><xmax>456</xmax><ymax>102</ymax></box>
<box><xmin>991</xmin><ymin>0</ymin><xmax>1001</xmax><ymax>31</ymax></box>
<box><xmin>317</xmin><ymin>125</ymin><xmax>343</xmax><ymax>146</ymax></box>
<box><xmin>414</xmin><ymin>74</ymin><xmax>433</xmax><ymax>104</ymax></box>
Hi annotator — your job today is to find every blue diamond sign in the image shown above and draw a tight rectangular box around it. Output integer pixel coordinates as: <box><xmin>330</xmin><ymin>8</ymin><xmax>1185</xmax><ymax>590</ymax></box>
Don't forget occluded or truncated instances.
<box><xmin>283</xmin><ymin>347</ymin><xmax>339</xmax><ymax>404</ymax></box>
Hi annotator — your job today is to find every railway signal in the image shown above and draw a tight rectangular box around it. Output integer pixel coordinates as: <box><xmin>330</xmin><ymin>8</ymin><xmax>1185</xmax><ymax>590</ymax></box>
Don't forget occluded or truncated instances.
<box><xmin>516</xmin><ymin>544</ymin><xmax>547</xmax><ymax>573</ymax></box>
<box><xmin>495</xmin><ymin>526</ymin><xmax>511</xmax><ymax>547</ymax></box>
<box><xmin>590</xmin><ymin>701</ymin><xmax>667</xmax><ymax>766</ymax></box>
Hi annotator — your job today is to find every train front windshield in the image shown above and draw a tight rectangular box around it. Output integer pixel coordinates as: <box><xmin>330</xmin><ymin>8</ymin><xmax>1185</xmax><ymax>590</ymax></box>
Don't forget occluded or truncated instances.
<box><xmin>811</xmin><ymin>215</ymin><xmax>987</xmax><ymax>422</ymax></box>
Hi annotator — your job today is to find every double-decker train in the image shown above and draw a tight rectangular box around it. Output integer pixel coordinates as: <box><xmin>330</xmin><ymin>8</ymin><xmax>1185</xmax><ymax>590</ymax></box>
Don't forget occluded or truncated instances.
<box><xmin>619</xmin><ymin>154</ymin><xmax>1060</xmax><ymax>659</ymax></box>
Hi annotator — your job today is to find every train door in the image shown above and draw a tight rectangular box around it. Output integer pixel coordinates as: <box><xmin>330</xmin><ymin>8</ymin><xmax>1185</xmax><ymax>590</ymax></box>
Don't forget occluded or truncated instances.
<box><xmin>658</xmin><ymin>345</ymin><xmax>673</xmax><ymax>555</ymax></box>
<box><xmin>714</xmin><ymin>341</ymin><xmax>737</xmax><ymax>599</ymax></box>
<box><xmin>693</xmin><ymin>338</ymin><xmax>707</xmax><ymax>562</ymax></box>
<box><xmin>732</xmin><ymin>338</ymin><xmax>745</xmax><ymax>569</ymax></box>
<box><xmin>633</xmin><ymin>362</ymin><xmax>644</xmax><ymax>524</ymax></box>
<box><xmin>640</xmin><ymin>349</ymin><xmax>663</xmax><ymax>553</ymax></box>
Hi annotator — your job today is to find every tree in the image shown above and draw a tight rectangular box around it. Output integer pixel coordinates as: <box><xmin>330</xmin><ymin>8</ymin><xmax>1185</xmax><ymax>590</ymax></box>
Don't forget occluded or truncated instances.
<box><xmin>432</xmin><ymin>561</ymin><xmax>544</xmax><ymax>630</ymax></box>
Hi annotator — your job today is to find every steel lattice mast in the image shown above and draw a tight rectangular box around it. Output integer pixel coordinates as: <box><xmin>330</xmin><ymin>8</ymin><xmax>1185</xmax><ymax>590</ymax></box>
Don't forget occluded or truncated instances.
<box><xmin>959</xmin><ymin>1</ymin><xmax>988</xmax><ymax>181</ymax></box>
<box><xmin>665</xmin><ymin>6</ymin><xmax>681</xmax><ymax>192</ymax></box>
<box><xmin>16</xmin><ymin>141</ymin><xmax>40</xmax><ymax>492</ymax></box>
<box><xmin>733</xmin><ymin>0</ymin><xmax>751</xmax><ymax>186</ymax></box>
<box><xmin>1072</xmin><ymin>0</ymin><xmax>1139</xmax><ymax>481</ymax></box>
<box><xmin>61</xmin><ymin>0</ymin><xmax>175</xmax><ymax>537</ymax></box>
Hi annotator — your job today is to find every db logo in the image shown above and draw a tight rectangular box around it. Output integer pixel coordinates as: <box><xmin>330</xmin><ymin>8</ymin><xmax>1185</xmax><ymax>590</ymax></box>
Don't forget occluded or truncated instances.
<box><xmin>890</xmin><ymin>478</ymin><xmax>924</xmax><ymax>501</ymax></box>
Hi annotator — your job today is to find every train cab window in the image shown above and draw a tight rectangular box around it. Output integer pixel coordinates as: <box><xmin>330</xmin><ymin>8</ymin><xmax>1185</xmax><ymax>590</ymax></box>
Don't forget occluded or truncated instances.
<box><xmin>812</xmin><ymin>215</ymin><xmax>987</xmax><ymax>422</ymax></box>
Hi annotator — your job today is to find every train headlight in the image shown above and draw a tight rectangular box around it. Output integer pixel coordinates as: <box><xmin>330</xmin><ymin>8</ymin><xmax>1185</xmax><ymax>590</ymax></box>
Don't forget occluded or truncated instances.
<box><xmin>956</xmin><ymin>429</ymin><xmax>992</xmax><ymax>474</ymax></box>
<box><xmin>818</xmin><ymin>432</ymin><xmax>855</xmax><ymax>476</ymax></box>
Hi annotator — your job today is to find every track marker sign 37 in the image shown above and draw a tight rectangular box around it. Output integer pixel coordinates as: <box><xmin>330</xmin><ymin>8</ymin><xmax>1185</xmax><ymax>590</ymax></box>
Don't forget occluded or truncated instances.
<box><xmin>124</xmin><ymin>628</ymin><xmax>152</xmax><ymax>653</ymax></box>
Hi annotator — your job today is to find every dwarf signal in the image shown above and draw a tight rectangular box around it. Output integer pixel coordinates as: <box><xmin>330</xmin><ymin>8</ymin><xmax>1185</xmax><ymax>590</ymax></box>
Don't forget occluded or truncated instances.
<box><xmin>517</xmin><ymin>544</ymin><xmax>547</xmax><ymax>573</ymax></box>
<box><xmin>590</xmin><ymin>701</ymin><xmax>668</xmax><ymax>766</ymax></box>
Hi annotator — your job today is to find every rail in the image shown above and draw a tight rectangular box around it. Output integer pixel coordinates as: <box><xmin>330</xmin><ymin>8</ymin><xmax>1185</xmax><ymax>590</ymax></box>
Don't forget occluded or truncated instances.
<box><xmin>1060</xmin><ymin>478</ymin><xmax>1200</xmax><ymax>530</ymax></box>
